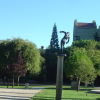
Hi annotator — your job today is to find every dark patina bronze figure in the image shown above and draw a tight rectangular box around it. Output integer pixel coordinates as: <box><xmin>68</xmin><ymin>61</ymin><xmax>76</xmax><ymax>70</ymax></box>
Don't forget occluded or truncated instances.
<box><xmin>60</xmin><ymin>31</ymin><xmax>70</xmax><ymax>53</ymax></box>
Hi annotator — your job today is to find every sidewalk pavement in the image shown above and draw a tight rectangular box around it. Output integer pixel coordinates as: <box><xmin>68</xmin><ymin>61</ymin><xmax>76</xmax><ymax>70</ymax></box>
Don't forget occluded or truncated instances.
<box><xmin>89</xmin><ymin>90</ymin><xmax>100</xmax><ymax>94</ymax></box>
<box><xmin>0</xmin><ymin>87</ymin><xmax>44</xmax><ymax>100</ymax></box>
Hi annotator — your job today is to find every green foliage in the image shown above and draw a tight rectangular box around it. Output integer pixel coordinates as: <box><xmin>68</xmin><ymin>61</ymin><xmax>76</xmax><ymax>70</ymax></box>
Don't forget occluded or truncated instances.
<box><xmin>0</xmin><ymin>37</ymin><xmax>43</xmax><ymax>76</ymax></box>
<box><xmin>65</xmin><ymin>39</ymin><xmax>100</xmax><ymax>77</ymax></box>
<box><xmin>0</xmin><ymin>39</ymin><xmax>12</xmax><ymax>75</ymax></box>
<box><xmin>38</xmin><ymin>48</ymin><xmax>46</xmax><ymax>82</ymax></box>
<box><xmin>76</xmin><ymin>58</ymin><xmax>96</xmax><ymax>84</ymax></box>
<box><xmin>6</xmin><ymin>47</ymin><xmax>28</xmax><ymax>77</ymax></box>
<box><xmin>50</xmin><ymin>23</ymin><xmax>60</xmax><ymax>49</ymax></box>
<box><xmin>44</xmin><ymin>49</ymin><xmax>59</xmax><ymax>82</ymax></box>
<box><xmin>64</xmin><ymin>51</ymin><xmax>96</xmax><ymax>84</ymax></box>
<box><xmin>86</xmin><ymin>49</ymin><xmax>100</xmax><ymax>75</ymax></box>
<box><xmin>74</xmin><ymin>51</ymin><xmax>96</xmax><ymax>83</ymax></box>
<box><xmin>94</xmin><ymin>32</ymin><xmax>99</xmax><ymax>41</ymax></box>
<box><xmin>72</xmin><ymin>39</ymin><xmax>97</xmax><ymax>50</ymax></box>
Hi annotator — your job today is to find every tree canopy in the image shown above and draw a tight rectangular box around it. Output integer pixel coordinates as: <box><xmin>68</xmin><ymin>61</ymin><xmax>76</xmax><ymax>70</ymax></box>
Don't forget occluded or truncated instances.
<box><xmin>6</xmin><ymin>47</ymin><xmax>28</xmax><ymax>77</ymax></box>
<box><xmin>94</xmin><ymin>32</ymin><xmax>99</xmax><ymax>42</ymax></box>
<box><xmin>64</xmin><ymin>51</ymin><xmax>96</xmax><ymax>81</ymax></box>
<box><xmin>50</xmin><ymin>23</ymin><xmax>60</xmax><ymax>49</ymax></box>
<box><xmin>64</xmin><ymin>39</ymin><xmax>100</xmax><ymax>86</ymax></box>
<box><xmin>0</xmin><ymin>37</ymin><xmax>44</xmax><ymax>76</ymax></box>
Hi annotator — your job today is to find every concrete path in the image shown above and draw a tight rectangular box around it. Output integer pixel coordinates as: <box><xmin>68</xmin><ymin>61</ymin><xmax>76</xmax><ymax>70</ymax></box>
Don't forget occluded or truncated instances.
<box><xmin>89</xmin><ymin>90</ymin><xmax>100</xmax><ymax>94</ymax></box>
<box><xmin>0</xmin><ymin>87</ymin><xmax>44</xmax><ymax>100</ymax></box>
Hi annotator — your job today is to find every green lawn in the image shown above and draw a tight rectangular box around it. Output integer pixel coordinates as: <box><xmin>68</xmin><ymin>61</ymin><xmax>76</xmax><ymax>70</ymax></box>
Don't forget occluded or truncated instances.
<box><xmin>31</xmin><ymin>86</ymin><xmax>100</xmax><ymax>100</ymax></box>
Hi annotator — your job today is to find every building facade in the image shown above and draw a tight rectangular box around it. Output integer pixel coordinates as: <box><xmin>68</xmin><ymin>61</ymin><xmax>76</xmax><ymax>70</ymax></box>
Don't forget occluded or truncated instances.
<box><xmin>73</xmin><ymin>19</ymin><xmax>100</xmax><ymax>41</ymax></box>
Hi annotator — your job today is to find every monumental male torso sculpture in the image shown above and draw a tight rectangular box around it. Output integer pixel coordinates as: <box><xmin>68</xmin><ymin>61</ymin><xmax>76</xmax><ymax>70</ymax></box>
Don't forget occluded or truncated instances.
<box><xmin>60</xmin><ymin>31</ymin><xmax>70</xmax><ymax>53</ymax></box>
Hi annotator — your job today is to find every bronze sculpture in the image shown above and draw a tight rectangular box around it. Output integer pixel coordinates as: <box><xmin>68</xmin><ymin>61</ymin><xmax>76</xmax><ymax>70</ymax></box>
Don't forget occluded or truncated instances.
<box><xmin>60</xmin><ymin>31</ymin><xmax>70</xmax><ymax>53</ymax></box>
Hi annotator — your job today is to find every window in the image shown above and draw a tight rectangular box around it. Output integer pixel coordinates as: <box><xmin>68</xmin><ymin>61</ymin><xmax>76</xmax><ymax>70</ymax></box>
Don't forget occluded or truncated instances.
<box><xmin>75</xmin><ymin>36</ymin><xmax>80</xmax><ymax>40</ymax></box>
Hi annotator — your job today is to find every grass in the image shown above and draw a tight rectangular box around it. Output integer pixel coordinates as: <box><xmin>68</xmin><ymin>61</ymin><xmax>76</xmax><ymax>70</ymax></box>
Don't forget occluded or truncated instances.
<box><xmin>31</xmin><ymin>86</ymin><xmax>100</xmax><ymax>100</ymax></box>
<box><xmin>0</xmin><ymin>85</ymin><xmax>100</xmax><ymax>100</ymax></box>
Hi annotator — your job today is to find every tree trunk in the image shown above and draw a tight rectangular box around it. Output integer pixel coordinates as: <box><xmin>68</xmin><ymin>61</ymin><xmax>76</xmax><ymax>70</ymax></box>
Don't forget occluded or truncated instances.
<box><xmin>86</xmin><ymin>83</ymin><xmax>87</xmax><ymax>96</ymax></box>
<box><xmin>84</xmin><ymin>83</ymin><xmax>87</xmax><ymax>87</ymax></box>
<box><xmin>76</xmin><ymin>76</ymin><xmax>79</xmax><ymax>91</ymax></box>
<box><xmin>3</xmin><ymin>76</ymin><xmax>6</xmax><ymax>85</ymax></box>
<box><xmin>12</xmin><ymin>76</ymin><xmax>14</xmax><ymax>88</ymax></box>
<box><xmin>76</xmin><ymin>75</ymin><xmax>79</xmax><ymax>91</ymax></box>
<box><xmin>92</xmin><ymin>81</ymin><xmax>94</xmax><ymax>88</ymax></box>
<box><xmin>78</xmin><ymin>79</ymin><xmax>81</xmax><ymax>91</ymax></box>
<box><xmin>17</xmin><ymin>76</ymin><xmax>20</xmax><ymax>86</ymax></box>
<box><xmin>6</xmin><ymin>74</ymin><xmax>8</xmax><ymax>88</ymax></box>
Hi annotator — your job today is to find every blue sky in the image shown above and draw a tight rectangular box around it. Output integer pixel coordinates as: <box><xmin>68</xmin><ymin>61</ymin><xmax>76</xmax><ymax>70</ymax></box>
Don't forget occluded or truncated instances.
<box><xmin>0</xmin><ymin>0</ymin><xmax>100</xmax><ymax>49</ymax></box>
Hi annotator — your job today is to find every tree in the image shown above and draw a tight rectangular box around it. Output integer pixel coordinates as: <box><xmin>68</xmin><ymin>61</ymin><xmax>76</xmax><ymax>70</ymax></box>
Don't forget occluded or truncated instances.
<box><xmin>50</xmin><ymin>23</ymin><xmax>60</xmax><ymax>49</ymax></box>
<box><xmin>94</xmin><ymin>32</ymin><xmax>99</xmax><ymax>42</ymax></box>
<box><xmin>64</xmin><ymin>40</ymin><xmax>100</xmax><ymax>87</ymax></box>
<box><xmin>44</xmin><ymin>23</ymin><xmax>60</xmax><ymax>81</ymax></box>
<box><xmin>64</xmin><ymin>51</ymin><xmax>96</xmax><ymax>92</ymax></box>
<box><xmin>6</xmin><ymin>47</ymin><xmax>28</xmax><ymax>87</ymax></box>
<box><xmin>43</xmin><ymin>48</ymin><xmax>59</xmax><ymax>82</ymax></box>
<box><xmin>86</xmin><ymin>49</ymin><xmax>100</xmax><ymax>76</ymax></box>
<box><xmin>0</xmin><ymin>37</ymin><xmax>44</xmax><ymax>82</ymax></box>
<box><xmin>0</xmin><ymin>39</ymin><xmax>11</xmax><ymax>83</ymax></box>
<box><xmin>72</xmin><ymin>39</ymin><xmax>97</xmax><ymax>49</ymax></box>
<box><xmin>71</xmin><ymin>40</ymin><xmax>100</xmax><ymax>76</ymax></box>
<box><xmin>76</xmin><ymin>58</ymin><xmax>96</xmax><ymax>96</ymax></box>
<box><xmin>38</xmin><ymin>47</ymin><xmax>46</xmax><ymax>83</ymax></box>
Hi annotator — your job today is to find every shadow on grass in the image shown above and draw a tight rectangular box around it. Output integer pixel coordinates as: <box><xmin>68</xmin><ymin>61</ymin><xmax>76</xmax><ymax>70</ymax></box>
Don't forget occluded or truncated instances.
<box><xmin>80</xmin><ymin>89</ymin><xmax>92</xmax><ymax>92</ymax></box>
<box><xmin>63</xmin><ymin>87</ymin><xmax>93</xmax><ymax>92</ymax></box>
<box><xmin>63</xmin><ymin>88</ymin><xmax>76</xmax><ymax>90</ymax></box>
<box><xmin>44</xmin><ymin>87</ymin><xmax>93</xmax><ymax>92</ymax></box>
<box><xmin>44</xmin><ymin>87</ymin><xmax>56</xmax><ymax>89</ymax></box>
<box><xmin>32</xmin><ymin>96</ymin><xmax>55</xmax><ymax>100</ymax></box>
<box><xmin>44</xmin><ymin>87</ymin><xmax>71</xmax><ymax>90</ymax></box>
<box><xmin>0</xmin><ymin>84</ymin><xmax>25</xmax><ymax>86</ymax></box>
<box><xmin>0</xmin><ymin>84</ymin><xmax>27</xmax><ymax>89</ymax></box>
<box><xmin>62</xmin><ymin>98</ymin><xmax>100</xmax><ymax>100</ymax></box>
<box><xmin>32</xmin><ymin>96</ymin><xmax>100</xmax><ymax>100</ymax></box>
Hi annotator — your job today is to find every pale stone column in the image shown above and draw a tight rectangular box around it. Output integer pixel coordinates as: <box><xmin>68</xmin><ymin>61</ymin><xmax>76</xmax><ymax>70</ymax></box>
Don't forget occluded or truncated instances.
<box><xmin>56</xmin><ymin>54</ymin><xmax>66</xmax><ymax>100</ymax></box>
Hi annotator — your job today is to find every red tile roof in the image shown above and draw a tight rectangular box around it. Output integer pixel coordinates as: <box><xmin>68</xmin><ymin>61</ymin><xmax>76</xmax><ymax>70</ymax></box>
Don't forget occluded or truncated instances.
<box><xmin>77</xmin><ymin>23</ymin><xmax>94</xmax><ymax>28</ymax></box>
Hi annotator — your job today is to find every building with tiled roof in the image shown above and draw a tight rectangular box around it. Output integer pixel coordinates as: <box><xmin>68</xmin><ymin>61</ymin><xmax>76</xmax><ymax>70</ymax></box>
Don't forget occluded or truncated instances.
<box><xmin>73</xmin><ymin>19</ymin><xmax>100</xmax><ymax>41</ymax></box>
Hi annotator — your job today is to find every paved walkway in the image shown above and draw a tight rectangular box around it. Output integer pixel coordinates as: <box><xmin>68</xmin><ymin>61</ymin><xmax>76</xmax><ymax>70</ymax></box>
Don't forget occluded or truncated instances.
<box><xmin>0</xmin><ymin>87</ymin><xmax>44</xmax><ymax>100</ymax></box>
<box><xmin>89</xmin><ymin>90</ymin><xmax>100</xmax><ymax>94</ymax></box>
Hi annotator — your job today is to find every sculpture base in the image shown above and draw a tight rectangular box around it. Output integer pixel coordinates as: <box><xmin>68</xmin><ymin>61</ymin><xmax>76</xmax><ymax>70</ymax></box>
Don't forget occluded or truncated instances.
<box><xmin>56</xmin><ymin>54</ymin><xmax>66</xmax><ymax>100</ymax></box>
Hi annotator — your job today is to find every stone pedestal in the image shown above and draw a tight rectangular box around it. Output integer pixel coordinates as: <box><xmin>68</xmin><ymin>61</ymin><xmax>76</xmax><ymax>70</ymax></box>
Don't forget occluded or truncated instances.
<box><xmin>71</xmin><ymin>81</ymin><xmax>77</xmax><ymax>89</ymax></box>
<box><xmin>56</xmin><ymin>54</ymin><xmax>66</xmax><ymax>100</ymax></box>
